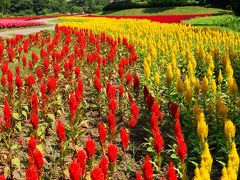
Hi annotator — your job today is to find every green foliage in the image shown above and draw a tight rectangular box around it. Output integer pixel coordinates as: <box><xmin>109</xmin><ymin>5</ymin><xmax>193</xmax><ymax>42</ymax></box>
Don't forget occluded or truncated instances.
<box><xmin>103</xmin><ymin>0</ymin><xmax>198</xmax><ymax>11</ymax></box>
<box><xmin>0</xmin><ymin>0</ymin><xmax>11</xmax><ymax>13</ymax></box>
<box><xmin>232</xmin><ymin>0</ymin><xmax>240</xmax><ymax>16</ymax></box>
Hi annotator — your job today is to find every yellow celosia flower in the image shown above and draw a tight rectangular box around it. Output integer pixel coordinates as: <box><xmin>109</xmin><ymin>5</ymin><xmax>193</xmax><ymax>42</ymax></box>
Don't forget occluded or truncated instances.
<box><xmin>154</xmin><ymin>73</ymin><xmax>160</xmax><ymax>85</ymax></box>
<box><xmin>176</xmin><ymin>78</ymin><xmax>184</xmax><ymax>94</ymax></box>
<box><xmin>166</xmin><ymin>63</ymin><xmax>173</xmax><ymax>85</ymax></box>
<box><xmin>202</xmin><ymin>76</ymin><xmax>209</xmax><ymax>97</ymax></box>
<box><xmin>221</xmin><ymin>166</ymin><xmax>229</xmax><ymax>180</ymax></box>
<box><xmin>228</xmin><ymin>142</ymin><xmax>239</xmax><ymax>173</ymax></box>
<box><xmin>211</xmin><ymin>79</ymin><xmax>217</xmax><ymax>96</ymax></box>
<box><xmin>197</xmin><ymin>111</ymin><xmax>208</xmax><ymax>143</ymax></box>
<box><xmin>218</xmin><ymin>70</ymin><xmax>223</xmax><ymax>86</ymax></box>
<box><xmin>200</xmin><ymin>143</ymin><xmax>213</xmax><ymax>173</ymax></box>
<box><xmin>224</xmin><ymin>119</ymin><xmax>235</xmax><ymax>141</ymax></box>
<box><xmin>193</xmin><ymin>167</ymin><xmax>201</xmax><ymax>180</ymax></box>
<box><xmin>143</xmin><ymin>59</ymin><xmax>151</xmax><ymax>79</ymax></box>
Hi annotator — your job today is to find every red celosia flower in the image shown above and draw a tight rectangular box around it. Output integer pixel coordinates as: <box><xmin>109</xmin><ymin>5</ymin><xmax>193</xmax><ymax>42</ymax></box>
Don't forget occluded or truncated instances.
<box><xmin>0</xmin><ymin>175</ymin><xmax>5</xmax><ymax>180</ymax></box>
<box><xmin>53</xmin><ymin>62</ymin><xmax>60</xmax><ymax>77</ymax></box>
<box><xmin>107</xmin><ymin>143</ymin><xmax>118</xmax><ymax>164</ymax></box>
<box><xmin>31</xmin><ymin>92</ymin><xmax>38</xmax><ymax>112</ymax></box>
<box><xmin>152</xmin><ymin>101</ymin><xmax>163</xmax><ymax>121</ymax></box>
<box><xmin>94</xmin><ymin>76</ymin><xmax>102</xmax><ymax>93</ymax></box>
<box><xmin>107</xmin><ymin>111</ymin><xmax>116</xmax><ymax>136</ymax></box>
<box><xmin>130</xmin><ymin>102</ymin><xmax>139</xmax><ymax>119</ymax></box>
<box><xmin>119</xmin><ymin>85</ymin><xmax>125</xmax><ymax>97</ymax></box>
<box><xmin>95</xmin><ymin>66</ymin><xmax>101</xmax><ymax>78</ymax></box>
<box><xmin>27</xmin><ymin>75</ymin><xmax>35</xmax><ymax>88</ymax></box>
<box><xmin>142</xmin><ymin>155</ymin><xmax>153</xmax><ymax>180</ymax></box>
<box><xmin>15</xmin><ymin>66</ymin><xmax>20</xmax><ymax>74</ymax></box>
<box><xmin>125</xmin><ymin>73</ymin><xmax>132</xmax><ymax>84</ymax></box>
<box><xmin>177</xmin><ymin>139</ymin><xmax>187</xmax><ymax>163</ymax></box>
<box><xmin>44</xmin><ymin>58</ymin><xmax>50</xmax><ymax>75</ymax></box>
<box><xmin>75</xmin><ymin>88</ymin><xmax>81</xmax><ymax>103</ymax></box>
<box><xmin>77</xmin><ymin>80</ymin><xmax>84</xmax><ymax>98</ymax></box>
<box><xmin>98</xmin><ymin>156</ymin><xmax>109</xmax><ymax>176</ymax></box>
<box><xmin>120</xmin><ymin>127</ymin><xmax>129</xmax><ymax>150</ymax></box>
<box><xmin>1</xmin><ymin>76</ymin><xmax>6</xmax><ymax>87</ymax></box>
<box><xmin>98</xmin><ymin>122</ymin><xmax>107</xmax><ymax>144</ymax></box>
<box><xmin>167</xmin><ymin>161</ymin><xmax>177</xmax><ymax>180</ymax></box>
<box><xmin>28</xmin><ymin>135</ymin><xmax>36</xmax><ymax>155</ymax></box>
<box><xmin>33</xmin><ymin>148</ymin><xmax>44</xmax><ymax>169</ymax></box>
<box><xmin>69</xmin><ymin>94</ymin><xmax>77</xmax><ymax>121</ymax></box>
<box><xmin>7</xmin><ymin>69</ymin><xmax>13</xmax><ymax>84</ymax></box>
<box><xmin>133</xmin><ymin>73</ymin><xmax>140</xmax><ymax>91</ymax></box>
<box><xmin>153</xmin><ymin>131</ymin><xmax>164</xmax><ymax>156</ymax></box>
<box><xmin>91</xmin><ymin>167</ymin><xmax>104</xmax><ymax>180</ymax></box>
<box><xmin>69</xmin><ymin>159</ymin><xmax>82</xmax><ymax>180</ymax></box>
<box><xmin>28</xmin><ymin>61</ymin><xmax>33</xmax><ymax>70</ymax></box>
<box><xmin>150</xmin><ymin>113</ymin><xmax>159</xmax><ymax>135</ymax></box>
<box><xmin>47</xmin><ymin>76</ymin><xmax>56</xmax><ymax>93</ymax></box>
<box><xmin>41</xmin><ymin>84</ymin><xmax>47</xmax><ymax>100</ymax></box>
<box><xmin>85</xmin><ymin>136</ymin><xmax>96</xmax><ymax>159</ymax></box>
<box><xmin>3</xmin><ymin>99</ymin><xmax>12</xmax><ymax>129</ymax></box>
<box><xmin>36</xmin><ymin>68</ymin><xmax>43</xmax><ymax>81</ymax></box>
<box><xmin>30</xmin><ymin>112</ymin><xmax>39</xmax><ymax>131</ymax></box>
<box><xmin>74</xmin><ymin>66</ymin><xmax>81</xmax><ymax>79</ymax></box>
<box><xmin>15</xmin><ymin>74</ymin><xmax>23</xmax><ymax>92</ymax></box>
<box><xmin>107</xmin><ymin>83</ymin><xmax>116</xmax><ymax>99</ymax></box>
<box><xmin>135</xmin><ymin>171</ymin><xmax>144</xmax><ymax>180</ymax></box>
<box><xmin>56</xmin><ymin>120</ymin><xmax>66</xmax><ymax>144</ymax></box>
<box><xmin>168</xmin><ymin>102</ymin><xmax>180</xmax><ymax>120</ymax></box>
<box><xmin>26</xmin><ymin>159</ymin><xmax>38</xmax><ymax>180</ymax></box>
<box><xmin>76</xmin><ymin>149</ymin><xmax>87</xmax><ymax>172</ymax></box>
<box><xmin>129</xmin><ymin>116</ymin><xmax>137</xmax><ymax>128</ymax></box>
<box><xmin>108</xmin><ymin>98</ymin><xmax>117</xmax><ymax>114</ymax></box>
<box><xmin>22</xmin><ymin>55</ymin><xmax>27</xmax><ymax>67</ymax></box>
<box><xmin>118</xmin><ymin>67</ymin><xmax>124</xmax><ymax>78</ymax></box>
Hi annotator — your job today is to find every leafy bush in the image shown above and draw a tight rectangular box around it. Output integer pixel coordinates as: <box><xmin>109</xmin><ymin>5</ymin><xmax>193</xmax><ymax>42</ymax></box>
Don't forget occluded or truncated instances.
<box><xmin>103</xmin><ymin>0</ymin><xmax>198</xmax><ymax>11</ymax></box>
<box><xmin>232</xmin><ymin>0</ymin><xmax>240</xmax><ymax>16</ymax></box>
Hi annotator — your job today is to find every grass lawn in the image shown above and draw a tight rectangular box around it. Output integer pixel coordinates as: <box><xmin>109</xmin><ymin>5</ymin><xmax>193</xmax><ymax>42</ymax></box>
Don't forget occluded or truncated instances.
<box><xmin>183</xmin><ymin>14</ymin><xmax>240</xmax><ymax>32</ymax></box>
<box><xmin>100</xmin><ymin>6</ymin><xmax>230</xmax><ymax>16</ymax></box>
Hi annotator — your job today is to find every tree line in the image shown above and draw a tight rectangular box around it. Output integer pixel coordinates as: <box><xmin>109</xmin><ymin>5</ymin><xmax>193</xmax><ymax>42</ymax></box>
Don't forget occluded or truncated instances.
<box><xmin>0</xmin><ymin>0</ymin><xmax>109</xmax><ymax>16</ymax></box>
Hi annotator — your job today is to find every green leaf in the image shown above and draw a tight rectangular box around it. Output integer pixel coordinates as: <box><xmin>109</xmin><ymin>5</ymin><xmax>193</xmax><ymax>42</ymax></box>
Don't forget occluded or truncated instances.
<box><xmin>37</xmin><ymin>144</ymin><xmax>44</xmax><ymax>154</ymax></box>
<box><xmin>37</xmin><ymin>125</ymin><xmax>46</xmax><ymax>138</ymax></box>
<box><xmin>22</xmin><ymin>111</ymin><xmax>28</xmax><ymax>119</ymax></box>
<box><xmin>16</xmin><ymin>122</ymin><xmax>22</xmax><ymax>131</ymax></box>
<box><xmin>12</xmin><ymin>113</ymin><xmax>20</xmax><ymax>120</ymax></box>
<box><xmin>216</xmin><ymin>160</ymin><xmax>226</xmax><ymax>166</ymax></box>
<box><xmin>147</xmin><ymin>146</ymin><xmax>155</xmax><ymax>153</ymax></box>
<box><xmin>47</xmin><ymin>114</ymin><xmax>55</xmax><ymax>121</ymax></box>
<box><xmin>11</xmin><ymin>144</ymin><xmax>18</xmax><ymax>150</ymax></box>
<box><xmin>12</xmin><ymin>157</ymin><xmax>20</xmax><ymax>168</ymax></box>
<box><xmin>4</xmin><ymin>166</ymin><xmax>9</xmax><ymax>177</ymax></box>
<box><xmin>189</xmin><ymin>160</ymin><xmax>199</xmax><ymax>167</ymax></box>
<box><xmin>170</xmin><ymin>153</ymin><xmax>178</xmax><ymax>159</ymax></box>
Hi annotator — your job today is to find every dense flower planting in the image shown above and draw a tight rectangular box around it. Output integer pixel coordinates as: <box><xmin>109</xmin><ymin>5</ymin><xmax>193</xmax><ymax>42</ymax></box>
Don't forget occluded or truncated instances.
<box><xmin>0</xmin><ymin>15</ymin><xmax>239</xmax><ymax>179</ymax></box>
<box><xmin>87</xmin><ymin>14</ymin><xmax>211</xmax><ymax>23</ymax></box>
<box><xmin>0</xmin><ymin>19</ymin><xmax>44</xmax><ymax>29</ymax></box>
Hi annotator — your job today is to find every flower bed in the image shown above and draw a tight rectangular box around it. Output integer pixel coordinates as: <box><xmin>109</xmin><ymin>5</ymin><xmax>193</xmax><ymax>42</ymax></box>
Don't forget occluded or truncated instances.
<box><xmin>0</xmin><ymin>19</ymin><xmax>44</xmax><ymax>29</ymax></box>
<box><xmin>87</xmin><ymin>14</ymin><xmax>210</xmax><ymax>23</ymax></box>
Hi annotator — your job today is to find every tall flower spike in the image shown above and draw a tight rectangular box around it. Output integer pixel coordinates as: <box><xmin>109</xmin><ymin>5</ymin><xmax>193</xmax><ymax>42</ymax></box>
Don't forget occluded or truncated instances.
<box><xmin>69</xmin><ymin>159</ymin><xmax>82</xmax><ymax>180</ymax></box>
<box><xmin>120</xmin><ymin>127</ymin><xmax>129</xmax><ymax>150</ymax></box>
<box><xmin>98</xmin><ymin>122</ymin><xmax>107</xmax><ymax>144</ymax></box>
<box><xmin>91</xmin><ymin>167</ymin><xmax>104</xmax><ymax>180</ymax></box>
<box><xmin>76</xmin><ymin>149</ymin><xmax>87</xmax><ymax>172</ymax></box>
<box><xmin>3</xmin><ymin>99</ymin><xmax>12</xmax><ymax>129</ymax></box>
<box><xmin>85</xmin><ymin>136</ymin><xmax>96</xmax><ymax>160</ymax></box>
<box><xmin>142</xmin><ymin>155</ymin><xmax>153</xmax><ymax>180</ymax></box>
<box><xmin>107</xmin><ymin>143</ymin><xmax>118</xmax><ymax>164</ymax></box>
<box><xmin>99</xmin><ymin>156</ymin><xmax>109</xmax><ymax>176</ymax></box>
<box><xmin>167</xmin><ymin>161</ymin><xmax>177</xmax><ymax>180</ymax></box>
<box><xmin>56</xmin><ymin>119</ymin><xmax>66</xmax><ymax>145</ymax></box>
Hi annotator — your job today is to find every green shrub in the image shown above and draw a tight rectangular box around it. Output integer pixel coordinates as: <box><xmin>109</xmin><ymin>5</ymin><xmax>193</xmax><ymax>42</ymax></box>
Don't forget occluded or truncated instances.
<box><xmin>103</xmin><ymin>0</ymin><xmax>198</xmax><ymax>11</ymax></box>
<box><xmin>232</xmin><ymin>0</ymin><xmax>240</xmax><ymax>16</ymax></box>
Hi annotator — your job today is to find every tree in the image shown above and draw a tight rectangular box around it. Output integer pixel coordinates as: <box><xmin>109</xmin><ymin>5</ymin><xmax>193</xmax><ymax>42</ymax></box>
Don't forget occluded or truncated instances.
<box><xmin>232</xmin><ymin>0</ymin><xmax>240</xmax><ymax>16</ymax></box>
<box><xmin>0</xmin><ymin>0</ymin><xmax>11</xmax><ymax>13</ymax></box>
<box><xmin>10</xmin><ymin>0</ymin><xmax>34</xmax><ymax>14</ymax></box>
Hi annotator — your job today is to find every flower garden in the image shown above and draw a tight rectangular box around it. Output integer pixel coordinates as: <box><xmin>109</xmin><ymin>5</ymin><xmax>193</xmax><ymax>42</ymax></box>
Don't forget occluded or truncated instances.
<box><xmin>0</xmin><ymin>15</ymin><xmax>239</xmax><ymax>180</ymax></box>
